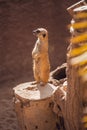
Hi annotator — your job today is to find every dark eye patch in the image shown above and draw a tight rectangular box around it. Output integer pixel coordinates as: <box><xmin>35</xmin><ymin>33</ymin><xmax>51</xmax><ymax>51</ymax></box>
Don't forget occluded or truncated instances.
<box><xmin>36</xmin><ymin>30</ymin><xmax>40</xmax><ymax>33</ymax></box>
<box><xmin>43</xmin><ymin>34</ymin><xmax>46</xmax><ymax>38</ymax></box>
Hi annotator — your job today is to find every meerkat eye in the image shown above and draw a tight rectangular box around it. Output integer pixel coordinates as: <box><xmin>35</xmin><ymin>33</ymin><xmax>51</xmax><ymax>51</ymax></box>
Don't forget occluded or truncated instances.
<box><xmin>43</xmin><ymin>34</ymin><xmax>46</xmax><ymax>38</ymax></box>
<box><xmin>36</xmin><ymin>30</ymin><xmax>40</xmax><ymax>33</ymax></box>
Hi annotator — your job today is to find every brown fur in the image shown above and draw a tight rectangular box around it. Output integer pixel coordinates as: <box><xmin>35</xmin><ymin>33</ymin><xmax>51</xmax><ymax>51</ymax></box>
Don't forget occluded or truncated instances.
<box><xmin>32</xmin><ymin>28</ymin><xmax>50</xmax><ymax>84</ymax></box>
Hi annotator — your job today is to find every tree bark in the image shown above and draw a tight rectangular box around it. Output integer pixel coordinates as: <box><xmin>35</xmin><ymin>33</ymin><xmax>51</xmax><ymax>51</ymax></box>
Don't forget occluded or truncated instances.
<box><xmin>13</xmin><ymin>83</ymin><xmax>58</xmax><ymax>130</ymax></box>
<box><xmin>52</xmin><ymin>1</ymin><xmax>87</xmax><ymax>130</ymax></box>
<box><xmin>64</xmin><ymin>1</ymin><xmax>87</xmax><ymax>130</ymax></box>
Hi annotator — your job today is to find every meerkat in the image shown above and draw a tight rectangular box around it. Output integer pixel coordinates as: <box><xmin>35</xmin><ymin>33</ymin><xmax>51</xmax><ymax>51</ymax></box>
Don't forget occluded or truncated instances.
<box><xmin>32</xmin><ymin>28</ymin><xmax>50</xmax><ymax>86</ymax></box>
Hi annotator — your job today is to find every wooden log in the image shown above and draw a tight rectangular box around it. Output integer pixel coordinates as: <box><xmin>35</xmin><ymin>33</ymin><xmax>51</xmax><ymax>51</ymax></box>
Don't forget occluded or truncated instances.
<box><xmin>65</xmin><ymin>64</ymin><xmax>83</xmax><ymax>130</ymax></box>
<box><xmin>50</xmin><ymin>63</ymin><xmax>67</xmax><ymax>81</ymax></box>
<box><xmin>49</xmin><ymin>63</ymin><xmax>67</xmax><ymax>86</ymax></box>
<box><xmin>53</xmin><ymin>2</ymin><xmax>87</xmax><ymax>130</ymax></box>
<box><xmin>65</xmin><ymin>1</ymin><xmax>87</xmax><ymax>130</ymax></box>
<box><xmin>13</xmin><ymin>82</ymin><xmax>58</xmax><ymax>130</ymax></box>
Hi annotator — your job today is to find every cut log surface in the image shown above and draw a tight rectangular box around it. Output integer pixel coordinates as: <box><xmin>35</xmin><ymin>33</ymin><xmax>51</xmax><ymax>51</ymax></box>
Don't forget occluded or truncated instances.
<box><xmin>13</xmin><ymin>82</ymin><xmax>58</xmax><ymax>130</ymax></box>
<box><xmin>14</xmin><ymin>82</ymin><xmax>58</xmax><ymax>101</ymax></box>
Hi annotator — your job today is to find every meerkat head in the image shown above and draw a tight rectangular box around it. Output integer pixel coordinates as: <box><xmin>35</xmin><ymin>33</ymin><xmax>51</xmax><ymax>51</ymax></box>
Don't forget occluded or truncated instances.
<box><xmin>33</xmin><ymin>28</ymin><xmax>48</xmax><ymax>39</ymax></box>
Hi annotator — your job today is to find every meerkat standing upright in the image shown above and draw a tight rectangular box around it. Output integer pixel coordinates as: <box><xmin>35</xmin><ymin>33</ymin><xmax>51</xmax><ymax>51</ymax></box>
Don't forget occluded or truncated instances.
<box><xmin>32</xmin><ymin>28</ymin><xmax>50</xmax><ymax>86</ymax></box>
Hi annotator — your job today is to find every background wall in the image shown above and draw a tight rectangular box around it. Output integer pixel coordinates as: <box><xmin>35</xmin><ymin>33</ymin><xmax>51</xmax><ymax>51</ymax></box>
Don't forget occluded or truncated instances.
<box><xmin>0</xmin><ymin>0</ymin><xmax>80</xmax><ymax>85</ymax></box>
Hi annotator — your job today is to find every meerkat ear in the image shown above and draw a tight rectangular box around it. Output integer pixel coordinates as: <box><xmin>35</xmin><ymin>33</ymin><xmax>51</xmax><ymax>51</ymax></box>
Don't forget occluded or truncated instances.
<box><xmin>43</xmin><ymin>34</ymin><xmax>46</xmax><ymax>38</ymax></box>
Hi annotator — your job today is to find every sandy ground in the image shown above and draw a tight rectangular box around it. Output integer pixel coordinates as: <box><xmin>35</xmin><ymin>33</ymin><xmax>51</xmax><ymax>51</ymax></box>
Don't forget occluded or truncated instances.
<box><xmin>0</xmin><ymin>75</ymin><xmax>34</xmax><ymax>130</ymax></box>
<box><xmin>0</xmin><ymin>81</ymin><xmax>19</xmax><ymax>130</ymax></box>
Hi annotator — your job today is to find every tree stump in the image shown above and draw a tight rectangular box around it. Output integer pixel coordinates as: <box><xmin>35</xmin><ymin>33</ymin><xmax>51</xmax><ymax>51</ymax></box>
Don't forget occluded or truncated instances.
<box><xmin>13</xmin><ymin>82</ymin><xmax>58</xmax><ymax>130</ymax></box>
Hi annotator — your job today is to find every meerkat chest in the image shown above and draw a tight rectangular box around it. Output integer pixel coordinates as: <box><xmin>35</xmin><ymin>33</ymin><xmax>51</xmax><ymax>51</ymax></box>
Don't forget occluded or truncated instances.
<box><xmin>32</xmin><ymin>38</ymin><xmax>48</xmax><ymax>60</ymax></box>
<box><xmin>34</xmin><ymin>39</ymin><xmax>41</xmax><ymax>52</ymax></box>
<box><xmin>38</xmin><ymin>39</ymin><xmax>48</xmax><ymax>52</ymax></box>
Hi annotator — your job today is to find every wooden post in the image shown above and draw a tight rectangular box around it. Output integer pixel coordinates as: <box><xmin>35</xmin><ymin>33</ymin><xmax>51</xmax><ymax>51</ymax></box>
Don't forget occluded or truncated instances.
<box><xmin>53</xmin><ymin>1</ymin><xmax>87</xmax><ymax>130</ymax></box>
<box><xmin>13</xmin><ymin>82</ymin><xmax>58</xmax><ymax>130</ymax></box>
<box><xmin>65</xmin><ymin>1</ymin><xmax>87</xmax><ymax>130</ymax></box>
<box><xmin>52</xmin><ymin>1</ymin><xmax>87</xmax><ymax>130</ymax></box>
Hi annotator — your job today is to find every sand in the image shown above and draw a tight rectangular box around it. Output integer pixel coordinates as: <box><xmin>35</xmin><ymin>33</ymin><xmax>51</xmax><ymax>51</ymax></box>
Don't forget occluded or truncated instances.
<box><xmin>0</xmin><ymin>81</ymin><xmax>19</xmax><ymax>130</ymax></box>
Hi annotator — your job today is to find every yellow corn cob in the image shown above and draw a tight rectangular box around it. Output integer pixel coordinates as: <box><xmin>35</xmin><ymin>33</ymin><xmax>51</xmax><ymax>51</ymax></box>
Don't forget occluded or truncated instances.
<box><xmin>71</xmin><ymin>33</ymin><xmax>87</xmax><ymax>44</ymax></box>
<box><xmin>69</xmin><ymin>44</ymin><xmax>87</xmax><ymax>57</ymax></box>
<box><xmin>69</xmin><ymin>21</ymin><xmax>87</xmax><ymax>29</ymax></box>
<box><xmin>75</xmin><ymin>12</ymin><xmax>87</xmax><ymax>19</ymax></box>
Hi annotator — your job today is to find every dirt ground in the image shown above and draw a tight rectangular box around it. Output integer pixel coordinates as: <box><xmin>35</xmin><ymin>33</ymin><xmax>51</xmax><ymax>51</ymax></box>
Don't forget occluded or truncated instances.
<box><xmin>0</xmin><ymin>0</ymin><xmax>81</xmax><ymax>130</ymax></box>
<box><xmin>0</xmin><ymin>82</ymin><xmax>19</xmax><ymax>130</ymax></box>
